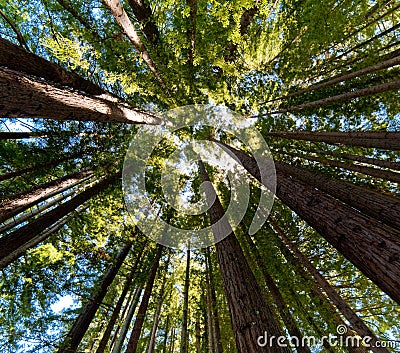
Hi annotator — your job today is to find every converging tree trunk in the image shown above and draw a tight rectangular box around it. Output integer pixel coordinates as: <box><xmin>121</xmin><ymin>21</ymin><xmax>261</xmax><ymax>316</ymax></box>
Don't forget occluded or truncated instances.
<box><xmin>57</xmin><ymin>241</ymin><xmax>133</xmax><ymax>353</ymax></box>
<box><xmin>198</xmin><ymin>159</ymin><xmax>291</xmax><ymax>353</ymax></box>
<box><xmin>125</xmin><ymin>244</ymin><xmax>163</xmax><ymax>353</ymax></box>
<box><xmin>180</xmin><ymin>247</ymin><xmax>191</xmax><ymax>353</ymax></box>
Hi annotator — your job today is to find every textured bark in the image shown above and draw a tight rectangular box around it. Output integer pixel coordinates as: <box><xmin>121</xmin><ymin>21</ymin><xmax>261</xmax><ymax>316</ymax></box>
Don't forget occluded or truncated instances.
<box><xmin>0</xmin><ymin>68</ymin><xmax>163</xmax><ymax>125</ymax></box>
<box><xmin>0</xmin><ymin>151</ymin><xmax>83</xmax><ymax>182</ymax></box>
<box><xmin>126</xmin><ymin>0</ymin><xmax>160</xmax><ymax>46</ymax></box>
<box><xmin>0</xmin><ymin>173</ymin><xmax>120</xmax><ymax>266</ymax></box>
<box><xmin>57</xmin><ymin>242</ymin><xmax>132</xmax><ymax>353</ymax></box>
<box><xmin>217</xmin><ymin>142</ymin><xmax>400</xmax><ymax>304</ymax></box>
<box><xmin>265</xmin><ymin>130</ymin><xmax>400</xmax><ymax>150</ymax></box>
<box><xmin>269</xmin><ymin>219</ymin><xmax>390</xmax><ymax>353</ymax></box>
<box><xmin>258</xmin><ymin>79</ymin><xmax>400</xmax><ymax>116</ymax></box>
<box><xmin>111</xmin><ymin>287</ymin><xmax>142</xmax><ymax>353</ymax></box>
<box><xmin>104</xmin><ymin>0</ymin><xmax>168</xmax><ymax>91</ymax></box>
<box><xmin>274</xmin><ymin>161</ymin><xmax>400</xmax><ymax>230</ymax></box>
<box><xmin>0</xmin><ymin>170</ymin><xmax>92</xmax><ymax>224</ymax></box>
<box><xmin>205</xmin><ymin>248</ymin><xmax>223</xmax><ymax>353</ymax></box>
<box><xmin>180</xmin><ymin>248</ymin><xmax>191</xmax><ymax>353</ymax></box>
<box><xmin>286</xmin><ymin>151</ymin><xmax>400</xmax><ymax>183</ymax></box>
<box><xmin>198</xmin><ymin>160</ymin><xmax>291</xmax><ymax>353</ymax></box>
<box><xmin>243</xmin><ymin>230</ymin><xmax>311</xmax><ymax>353</ymax></box>
<box><xmin>0</xmin><ymin>37</ymin><xmax>104</xmax><ymax>95</ymax></box>
<box><xmin>96</xmin><ymin>241</ymin><xmax>144</xmax><ymax>353</ymax></box>
<box><xmin>125</xmin><ymin>244</ymin><xmax>163</xmax><ymax>353</ymax></box>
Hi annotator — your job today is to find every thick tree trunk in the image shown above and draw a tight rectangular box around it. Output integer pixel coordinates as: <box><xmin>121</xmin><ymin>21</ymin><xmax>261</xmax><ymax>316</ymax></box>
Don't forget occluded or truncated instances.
<box><xmin>0</xmin><ymin>151</ymin><xmax>83</xmax><ymax>182</ymax></box>
<box><xmin>0</xmin><ymin>173</ymin><xmax>120</xmax><ymax>266</ymax></box>
<box><xmin>258</xmin><ymin>79</ymin><xmax>400</xmax><ymax>116</ymax></box>
<box><xmin>198</xmin><ymin>160</ymin><xmax>291</xmax><ymax>353</ymax></box>
<box><xmin>104</xmin><ymin>0</ymin><xmax>168</xmax><ymax>92</ymax></box>
<box><xmin>125</xmin><ymin>244</ymin><xmax>163</xmax><ymax>353</ymax></box>
<box><xmin>205</xmin><ymin>248</ymin><xmax>223</xmax><ymax>353</ymax></box>
<box><xmin>218</xmin><ymin>142</ymin><xmax>400</xmax><ymax>304</ymax></box>
<box><xmin>57</xmin><ymin>241</ymin><xmax>132</xmax><ymax>353</ymax></box>
<box><xmin>243</xmin><ymin>229</ymin><xmax>311</xmax><ymax>353</ymax></box>
<box><xmin>126</xmin><ymin>0</ymin><xmax>160</xmax><ymax>45</ymax></box>
<box><xmin>265</xmin><ymin>130</ymin><xmax>400</xmax><ymax>150</ymax></box>
<box><xmin>96</xmin><ymin>241</ymin><xmax>145</xmax><ymax>353</ymax></box>
<box><xmin>111</xmin><ymin>287</ymin><xmax>142</xmax><ymax>353</ymax></box>
<box><xmin>274</xmin><ymin>161</ymin><xmax>400</xmax><ymax>230</ymax></box>
<box><xmin>0</xmin><ymin>68</ymin><xmax>163</xmax><ymax>125</ymax></box>
<box><xmin>285</xmin><ymin>151</ymin><xmax>400</xmax><ymax>183</ymax></box>
<box><xmin>0</xmin><ymin>170</ymin><xmax>92</xmax><ymax>224</ymax></box>
<box><xmin>180</xmin><ymin>248</ymin><xmax>191</xmax><ymax>353</ymax></box>
<box><xmin>0</xmin><ymin>37</ymin><xmax>104</xmax><ymax>95</ymax></box>
<box><xmin>269</xmin><ymin>219</ymin><xmax>390</xmax><ymax>353</ymax></box>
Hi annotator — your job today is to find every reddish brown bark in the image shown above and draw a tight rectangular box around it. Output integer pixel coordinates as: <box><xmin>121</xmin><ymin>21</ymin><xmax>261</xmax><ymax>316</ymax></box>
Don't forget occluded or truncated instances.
<box><xmin>199</xmin><ymin>160</ymin><xmax>291</xmax><ymax>353</ymax></box>
<box><xmin>0</xmin><ymin>68</ymin><xmax>163</xmax><ymax>125</ymax></box>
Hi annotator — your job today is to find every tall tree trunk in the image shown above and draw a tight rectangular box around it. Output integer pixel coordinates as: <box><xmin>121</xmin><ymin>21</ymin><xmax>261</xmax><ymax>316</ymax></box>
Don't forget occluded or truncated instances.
<box><xmin>0</xmin><ymin>169</ymin><xmax>92</xmax><ymax>224</ymax></box>
<box><xmin>285</xmin><ymin>151</ymin><xmax>400</xmax><ymax>183</ymax></box>
<box><xmin>111</xmin><ymin>287</ymin><xmax>142</xmax><ymax>353</ymax></box>
<box><xmin>0</xmin><ymin>173</ymin><xmax>120</xmax><ymax>266</ymax></box>
<box><xmin>125</xmin><ymin>244</ymin><xmax>163</xmax><ymax>353</ymax></box>
<box><xmin>96</xmin><ymin>241</ymin><xmax>145</xmax><ymax>353</ymax></box>
<box><xmin>147</xmin><ymin>267</ymin><xmax>168</xmax><ymax>353</ymax></box>
<box><xmin>265</xmin><ymin>54</ymin><xmax>400</xmax><ymax>104</ymax></box>
<box><xmin>180</xmin><ymin>247</ymin><xmax>191</xmax><ymax>353</ymax></box>
<box><xmin>57</xmin><ymin>241</ymin><xmax>133</xmax><ymax>353</ymax></box>
<box><xmin>268</xmin><ymin>219</ymin><xmax>390</xmax><ymax>353</ymax></box>
<box><xmin>242</xmin><ymin>228</ymin><xmax>312</xmax><ymax>353</ymax></box>
<box><xmin>0</xmin><ymin>151</ymin><xmax>83</xmax><ymax>182</ymax></box>
<box><xmin>161</xmin><ymin>315</ymin><xmax>170</xmax><ymax>353</ymax></box>
<box><xmin>265</xmin><ymin>130</ymin><xmax>400</xmax><ymax>150</ymax></box>
<box><xmin>126</xmin><ymin>0</ymin><xmax>160</xmax><ymax>46</ymax></box>
<box><xmin>206</xmin><ymin>270</ymin><xmax>215</xmax><ymax>353</ymax></box>
<box><xmin>0</xmin><ymin>68</ymin><xmax>163</xmax><ymax>125</ymax></box>
<box><xmin>314</xmin><ymin>149</ymin><xmax>400</xmax><ymax>171</ymax></box>
<box><xmin>257</xmin><ymin>79</ymin><xmax>400</xmax><ymax>116</ymax></box>
<box><xmin>217</xmin><ymin>142</ymin><xmax>400</xmax><ymax>304</ymax></box>
<box><xmin>274</xmin><ymin>160</ymin><xmax>400</xmax><ymax>230</ymax></box>
<box><xmin>205</xmin><ymin>248</ymin><xmax>223</xmax><ymax>353</ymax></box>
<box><xmin>198</xmin><ymin>160</ymin><xmax>291</xmax><ymax>353</ymax></box>
<box><xmin>103</xmin><ymin>0</ymin><xmax>168</xmax><ymax>92</ymax></box>
<box><xmin>0</xmin><ymin>37</ymin><xmax>104</xmax><ymax>95</ymax></box>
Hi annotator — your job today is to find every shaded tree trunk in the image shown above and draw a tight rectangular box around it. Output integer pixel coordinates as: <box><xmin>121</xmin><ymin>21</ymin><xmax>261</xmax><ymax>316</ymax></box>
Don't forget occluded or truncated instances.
<box><xmin>125</xmin><ymin>244</ymin><xmax>163</xmax><ymax>353</ymax></box>
<box><xmin>258</xmin><ymin>79</ymin><xmax>400</xmax><ymax>116</ymax></box>
<box><xmin>269</xmin><ymin>219</ymin><xmax>390</xmax><ymax>353</ymax></box>
<box><xmin>0</xmin><ymin>68</ymin><xmax>163</xmax><ymax>125</ymax></box>
<box><xmin>285</xmin><ymin>151</ymin><xmax>400</xmax><ymax>183</ymax></box>
<box><xmin>217</xmin><ymin>142</ymin><xmax>400</xmax><ymax>304</ymax></box>
<box><xmin>198</xmin><ymin>160</ymin><xmax>291</xmax><ymax>353</ymax></box>
<box><xmin>242</xmin><ymin>228</ymin><xmax>311</xmax><ymax>353</ymax></box>
<box><xmin>161</xmin><ymin>315</ymin><xmax>170</xmax><ymax>353</ymax></box>
<box><xmin>0</xmin><ymin>173</ymin><xmax>120</xmax><ymax>266</ymax></box>
<box><xmin>265</xmin><ymin>130</ymin><xmax>400</xmax><ymax>150</ymax></box>
<box><xmin>57</xmin><ymin>241</ymin><xmax>133</xmax><ymax>353</ymax></box>
<box><xmin>180</xmin><ymin>247</ymin><xmax>191</xmax><ymax>353</ymax></box>
<box><xmin>0</xmin><ymin>169</ymin><xmax>92</xmax><ymax>224</ymax></box>
<box><xmin>111</xmin><ymin>287</ymin><xmax>142</xmax><ymax>353</ymax></box>
<box><xmin>0</xmin><ymin>37</ymin><xmax>103</xmax><ymax>95</ymax></box>
<box><xmin>96</xmin><ymin>240</ymin><xmax>145</xmax><ymax>353</ymax></box>
<box><xmin>205</xmin><ymin>248</ymin><xmax>223</xmax><ymax>353</ymax></box>
<box><xmin>274</xmin><ymin>160</ymin><xmax>400</xmax><ymax>230</ymax></box>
